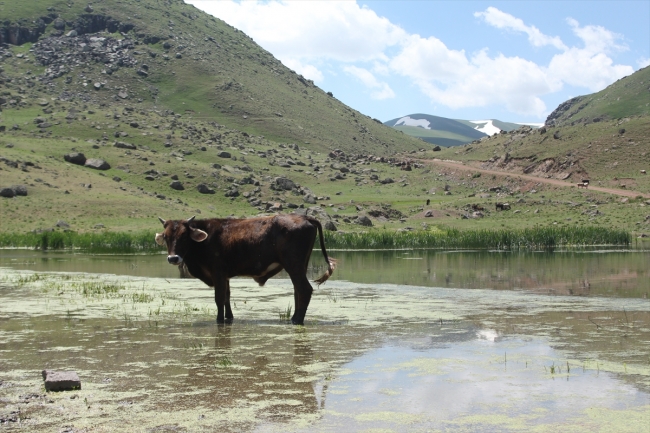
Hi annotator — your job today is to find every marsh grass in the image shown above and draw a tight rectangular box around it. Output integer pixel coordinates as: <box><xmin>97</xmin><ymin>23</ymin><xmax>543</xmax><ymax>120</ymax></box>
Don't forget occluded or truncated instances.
<box><xmin>0</xmin><ymin>231</ymin><xmax>157</xmax><ymax>253</ymax></box>
<box><xmin>278</xmin><ymin>304</ymin><xmax>292</xmax><ymax>321</ymax></box>
<box><xmin>0</xmin><ymin>226</ymin><xmax>629</xmax><ymax>253</ymax></box>
<box><xmin>323</xmin><ymin>226</ymin><xmax>630</xmax><ymax>250</ymax></box>
<box><xmin>215</xmin><ymin>357</ymin><xmax>233</xmax><ymax>368</ymax></box>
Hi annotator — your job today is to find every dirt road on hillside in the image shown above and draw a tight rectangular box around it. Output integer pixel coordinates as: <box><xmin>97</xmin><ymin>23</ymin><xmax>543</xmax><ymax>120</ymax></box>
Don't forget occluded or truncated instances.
<box><xmin>425</xmin><ymin>159</ymin><xmax>650</xmax><ymax>199</ymax></box>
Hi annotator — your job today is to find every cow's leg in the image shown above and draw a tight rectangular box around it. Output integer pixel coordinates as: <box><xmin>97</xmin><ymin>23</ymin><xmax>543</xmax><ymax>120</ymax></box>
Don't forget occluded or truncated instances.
<box><xmin>214</xmin><ymin>277</ymin><xmax>229</xmax><ymax>324</ymax></box>
<box><xmin>224</xmin><ymin>279</ymin><xmax>233</xmax><ymax>322</ymax></box>
<box><xmin>288</xmin><ymin>272</ymin><xmax>313</xmax><ymax>325</ymax></box>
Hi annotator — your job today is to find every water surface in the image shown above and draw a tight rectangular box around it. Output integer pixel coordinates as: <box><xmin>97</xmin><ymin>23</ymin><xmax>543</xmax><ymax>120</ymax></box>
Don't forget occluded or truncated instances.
<box><xmin>0</xmin><ymin>249</ymin><xmax>648</xmax><ymax>431</ymax></box>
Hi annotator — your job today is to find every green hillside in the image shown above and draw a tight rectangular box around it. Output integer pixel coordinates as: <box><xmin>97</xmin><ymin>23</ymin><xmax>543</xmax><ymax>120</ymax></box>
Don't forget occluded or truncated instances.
<box><xmin>546</xmin><ymin>66</ymin><xmax>650</xmax><ymax>126</ymax></box>
<box><xmin>384</xmin><ymin>113</ymin><xmax>486</xmax><ymax>147</ymax></box>
<box><xmin>0</xmin><ymin>0</ymin><xmax>423</xmax><ymax>156</ymax></box>
<box><xmin>1</xmin><ymin>0</ymin><xmax>649</xmax><ymax>237</ymax></box>
<box><xmin>435</xmin><ymin>66</ymin><xmax>650</xmax><ymax>194</ymax></box>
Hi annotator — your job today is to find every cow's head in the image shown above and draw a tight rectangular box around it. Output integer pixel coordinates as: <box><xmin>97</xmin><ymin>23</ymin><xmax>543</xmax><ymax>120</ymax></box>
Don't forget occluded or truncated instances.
<box><xmin>155</xmin><ymin>216</ymin><xmax>208</xmax><ymax>265</ymax></box>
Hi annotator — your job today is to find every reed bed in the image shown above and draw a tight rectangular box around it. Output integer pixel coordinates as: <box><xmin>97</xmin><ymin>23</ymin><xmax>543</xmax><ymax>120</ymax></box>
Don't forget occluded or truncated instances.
<box><xmin>0</xmin><ymin>226</ymin><xmax>630</xmax><ymax>253</ymax></box>
<box><xmin>322</xmin><ymin>226</ymin><xmax>631</xmax><ymax>250</ymax></box>
<box><xmin>0</xmin><ymin>231</ymin><xmax>158</xmax><ymax>253</ymax></box>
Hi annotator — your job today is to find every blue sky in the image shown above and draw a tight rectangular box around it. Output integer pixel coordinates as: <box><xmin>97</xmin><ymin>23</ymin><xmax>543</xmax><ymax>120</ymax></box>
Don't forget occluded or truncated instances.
<box><xmin>187</xmin><ymin>1</ymin><xmax>650</xmax><ymax>123</ymax></box>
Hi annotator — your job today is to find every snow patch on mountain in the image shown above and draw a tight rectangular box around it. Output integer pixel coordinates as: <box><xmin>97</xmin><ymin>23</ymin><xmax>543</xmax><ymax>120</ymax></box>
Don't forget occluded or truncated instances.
<box><xmin>470</xmin><ymin>120</ymin><xmax>500</xmax><ymax>136</ymax></box>
<box><xmin>395</xmin><ymin>116</ymin><xmax>431</xmax><ymax>129</ymax></box>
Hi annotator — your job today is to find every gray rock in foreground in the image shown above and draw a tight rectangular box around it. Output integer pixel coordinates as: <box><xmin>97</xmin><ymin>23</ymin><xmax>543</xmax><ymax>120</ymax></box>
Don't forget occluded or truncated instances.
<box><xmin>64</xmin><ymin>152</ymin><xmax>86</xmax><ymax>166</ymax></box>
<box><xmin>84</xmin><ymin>159</ymin><xmax>111</xmax><ymax>170</ymax></box>
<box><xmin>42</xmin><ymin>370</ymin><xmax>81</xmax><ymax>391</ymax></box>
<box><xmin>0</xmin><ymin>187</ymin><xmax>16</xmax><ymax>198</ymax></box>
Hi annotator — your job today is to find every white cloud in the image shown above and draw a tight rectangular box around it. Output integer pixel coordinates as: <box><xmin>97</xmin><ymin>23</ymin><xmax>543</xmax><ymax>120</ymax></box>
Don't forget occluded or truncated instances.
<box><xmin>188</xmin><ymin>1</ymin><xmax>638</xmax><ymax>118</ymax></box>
<box><xmin>282</xmin><ymin>58</ymin><xmax>324</xmax><ymax>83</ymax></box>
<box><xmin>638</xmin><ymin>58</ymin><xmax>650</xmax><ymax>69</ymax></box>
<box><xmin>475</xmin><ymin>7</ymin><xmax>567</xmax><ymax>50</ymax></box>
<box><xmin>547</xmin><ymin>18</ymin><xmax>634</xmax><ymax>91</ymax></box>
<box><xmin>393</xmin><ymin>44</ymin><xmax>554</xmax><ymax>117</ymax></box>
<box><xmin>188</xmin><ymin>0</ymin><xmax>406</xmax><ymax>82</ymax></box>
<box><xmin>344</xmin><ymin>66</ymin><xmax>395</xmax><ymax>100</ymax></box>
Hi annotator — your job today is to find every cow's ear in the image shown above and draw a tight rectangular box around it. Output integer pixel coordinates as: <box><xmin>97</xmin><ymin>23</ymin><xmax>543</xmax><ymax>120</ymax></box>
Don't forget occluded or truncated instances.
<box><xmin>190</xmin><ymin>228</ymin><xmax>208</xmax><ymax>242</ymax></box>
<box><xmin>155</xmin><ymin>233</ymin><xmax>165</xmax><ymax>246</ymax></box>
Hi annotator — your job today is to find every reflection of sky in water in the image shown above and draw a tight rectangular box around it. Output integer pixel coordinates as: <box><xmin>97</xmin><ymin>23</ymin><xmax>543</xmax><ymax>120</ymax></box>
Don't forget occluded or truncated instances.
<box><xmin>314</xmin><ymin>333</ymin><xmax>649</xmax><ymax>431</ymax></box>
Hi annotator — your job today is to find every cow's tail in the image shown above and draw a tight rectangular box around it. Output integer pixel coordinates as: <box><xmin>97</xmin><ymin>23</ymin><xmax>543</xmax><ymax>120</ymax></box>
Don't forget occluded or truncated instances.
<box><xmin>307</xmin><ymin>217</ymin><xmax>337</xmax><ymax>285</ymax></box>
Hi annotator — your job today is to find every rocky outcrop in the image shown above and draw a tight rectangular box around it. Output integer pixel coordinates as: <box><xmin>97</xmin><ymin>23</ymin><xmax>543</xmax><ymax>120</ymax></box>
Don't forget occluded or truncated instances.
<box><xmin>0</xmin><ymin>13</ymin><xmax>135</xmax><ymax>46</ymax></box>
<box><xmin>545</xmin><ymin>96</ymin><xmax>586</xmax><ymax>126</ymax></box>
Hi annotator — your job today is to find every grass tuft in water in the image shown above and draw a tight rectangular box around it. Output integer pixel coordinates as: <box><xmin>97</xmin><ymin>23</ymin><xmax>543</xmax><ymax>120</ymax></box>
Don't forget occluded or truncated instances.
<box><xmin>279</xmin><ymin>304</ymin><xmax>292</xmax><ymax>321</ymax></box>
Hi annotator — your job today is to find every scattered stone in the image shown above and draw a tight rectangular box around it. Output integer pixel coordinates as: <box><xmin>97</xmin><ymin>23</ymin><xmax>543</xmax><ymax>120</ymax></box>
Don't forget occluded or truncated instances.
<box><xmin>197</xmin><ymin>184</ymin><xmax>215</xmax><ymax>194</ymax></box>
<box><xmin>12</xmin><ymin>185</ymin><xmax>28</xmax><ymax>196</ymax></box>
<box><xmin>94</xmin><ymin>224</ymin><xmax>105</xmax><ymax>229</ymax></box>
<box><xmin>217</xmin><ymin>151</ymin><xmax>231</xmax><ymax>158</ymax></box>
<box><xmin>114</xmin><ymin>141</ymin><xmax>136</xmax><ymax>150</ymax></box>
<box><xmin>424</xmin><ymin>210</ymin><xmax>434</xmax><ymax>218</ymax></box>
<box><xmin>356</xmin><ymin>215</ymin><xmax>373</xmax><ymax>227</ymax></box>
<box><xmin>170</xmin><ymin>180</ymin><xmax>184</xmax><ymax>191</ymax></box>
<box><xmin>266</xmin><ymin>202</ymin><xmax>283</xmax><ymax>212</ymax></box>
<box><xmin>55</xmin><ymin>220</ymin><xmax>70</xmax><ymax>228</ymax></box>
<box><xmin>324</xmin><ymin>221</ymin><xmax>337</xmax><ymax>231</ymax></box>
<box><xmin>42</xmin><ymin>370</ymin><xmax>81</xmax><ymax>392</ymax></box>
<box><xmin>0</xmin><ymin>187</ymin><xmax>15</xmax><ymax>198</ymax></box>
<box><xmin>64</xmin><ymin>152</ymin><xmax>86</xmax><ymax>166</ymax></box>
<box><xmin>379</xmin><ymin>178</ymin><xmax>394</xmax><ymax>184</ymax></box>
<box><xmin>274</xmin><ymin>177</ymin><xmax>296</xmax><ymax>191</ymax></box>
<box><xmin>84</xmin><ymin>159</ymin><xmax>110</xmax><ymax>170</ymax></box>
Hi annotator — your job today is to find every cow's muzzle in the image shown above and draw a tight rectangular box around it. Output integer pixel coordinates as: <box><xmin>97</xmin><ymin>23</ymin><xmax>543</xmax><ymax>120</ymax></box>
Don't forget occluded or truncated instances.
<box><xmin>167</xmin><ymin>255</ymin><xmax>183</xmax><ymax>265</ymax></box>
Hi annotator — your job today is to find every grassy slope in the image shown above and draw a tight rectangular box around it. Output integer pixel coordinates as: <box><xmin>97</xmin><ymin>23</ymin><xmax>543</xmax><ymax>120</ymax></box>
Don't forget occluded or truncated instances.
<box><xmin>0</xmin><ymin>1</ymin><xmax>649</xmax><ymax>238</ymax></box>
<box><xmin>549</xmin><ymin>66</ymin><xmax>650</xmax><ymax>124</ymax></box>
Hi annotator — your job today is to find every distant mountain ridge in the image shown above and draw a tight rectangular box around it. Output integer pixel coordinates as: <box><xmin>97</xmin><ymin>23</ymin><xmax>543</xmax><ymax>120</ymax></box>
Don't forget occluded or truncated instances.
<box><xmin>385</xmin><ymin>113</ymin><xmax>541</xmax><ymax>147</ymax></box>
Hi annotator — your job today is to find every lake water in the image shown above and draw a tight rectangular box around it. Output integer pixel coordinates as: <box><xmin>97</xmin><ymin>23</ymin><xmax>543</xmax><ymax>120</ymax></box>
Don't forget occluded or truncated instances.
<box><xmin>0</xmin><ymin>248</ymin><xmax>648</xmax><ymax>431</ymax></box>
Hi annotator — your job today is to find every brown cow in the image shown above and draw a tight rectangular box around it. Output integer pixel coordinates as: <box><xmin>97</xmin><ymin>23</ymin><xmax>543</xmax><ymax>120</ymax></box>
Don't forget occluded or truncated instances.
<box><xmin>155</xmin><ymin>214</ymin><xmax>336</xmax><ymax>325</ymax></box>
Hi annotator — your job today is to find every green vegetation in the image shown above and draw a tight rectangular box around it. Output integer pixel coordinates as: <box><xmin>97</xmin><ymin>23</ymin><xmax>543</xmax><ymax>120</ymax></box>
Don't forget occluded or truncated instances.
<box><xmin>0</xmin><ymin>0</ymin><xmax>647</xmax><ymax>240</ymax></box>
<box><xmin>323</xmin><ymin>226</ymin><xmax>630</xmax><ymax>250</ymax></box>
<box><xmin>0</xmin><ymin>231</ymin><xmax>157</xmax><ymax>252</ymax></box>
<box><xmin>0</xmin><ymin>226</ymin><xmax>630</xmax><ymax>252</ymax></box>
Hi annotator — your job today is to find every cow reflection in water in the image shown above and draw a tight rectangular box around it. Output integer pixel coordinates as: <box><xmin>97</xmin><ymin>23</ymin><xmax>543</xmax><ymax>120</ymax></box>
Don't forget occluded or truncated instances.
<box><xmin>184</xmin><ymin>325</ymin><xmax>330</xmax><ymax>422</ymax></box>
<box><xmin>155</xmin><ymin>214</ymin><xmax>336</xmax><ymax>325</ymax></box>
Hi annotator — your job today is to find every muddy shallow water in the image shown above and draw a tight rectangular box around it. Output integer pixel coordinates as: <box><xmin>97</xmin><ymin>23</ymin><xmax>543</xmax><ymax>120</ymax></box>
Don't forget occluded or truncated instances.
<box><xmin>0</xmin><ymin>250</ymin><xmax>649</xmax><ymax>432</ymax></box>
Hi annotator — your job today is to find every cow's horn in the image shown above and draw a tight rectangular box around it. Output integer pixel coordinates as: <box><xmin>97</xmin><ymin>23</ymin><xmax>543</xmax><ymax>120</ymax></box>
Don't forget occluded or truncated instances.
<box><xmin>158</xmin><ymin>217</ymin><xmax>166</xmax><ymax>226</ymax></box>
<box><xmin>187</xmin><ymin>216</ymin><xmax>196</xmax><ymax>223</ymax></box>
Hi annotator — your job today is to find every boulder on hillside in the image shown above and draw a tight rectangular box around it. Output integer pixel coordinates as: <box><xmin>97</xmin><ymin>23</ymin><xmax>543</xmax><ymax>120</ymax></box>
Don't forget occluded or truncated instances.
<box><xmin>113</xmin><ymin>141</ymin><xmax>136</xmax><ymax>150</ymax></box>
<box><xmin>84</xmin><ymin>159</ymin><xmax>110</xmax><ymax>170</ymax></box>
<box><xmin>64</xmin><ymin>152</ymin><xmax>86</xmax><ymax>166</ymax></box>
<box><xmin>197</xmin><ymin>184</ymin><xmax>215</xmax><ymax>194</ymax></box>
<box><xmin>274</xmin><ymin>177</ymin><xmax>296</xmax><ymax>191</ymax></box>
<box><xmin>12</xmin><ymin>185</ymin><xmax>28</xmax><ymax>196</ymax></box>
<box><xmin>324</xmin><ymin>221</ymin><xmax>337</xmax><ymax>231</ymax></box>
<box><xmin>217</xmin><ymin>151</ymin><xmax>231</xmax><ymax>158</ymax></box>
<box><xmin>170</xmin><ymin>180</ymin><xmax>184</xmax><ymax>191</ymax></box>
<box><xmin>356</xmin><ymin>215</ymin><xmax>373</xmax><ymax>227</ymax></box>
<box><xmin>0</xmin><ymin>187</ymin><xmax>15</xmax><ymax>198</ymax></box>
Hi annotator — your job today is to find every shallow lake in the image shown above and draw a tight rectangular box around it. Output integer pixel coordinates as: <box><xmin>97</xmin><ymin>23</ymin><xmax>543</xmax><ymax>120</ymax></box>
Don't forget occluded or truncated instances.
<box><xmin>0</xmin><ymin>248</ymin><xmax>649</xmax><ymax>432</ymax></box>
